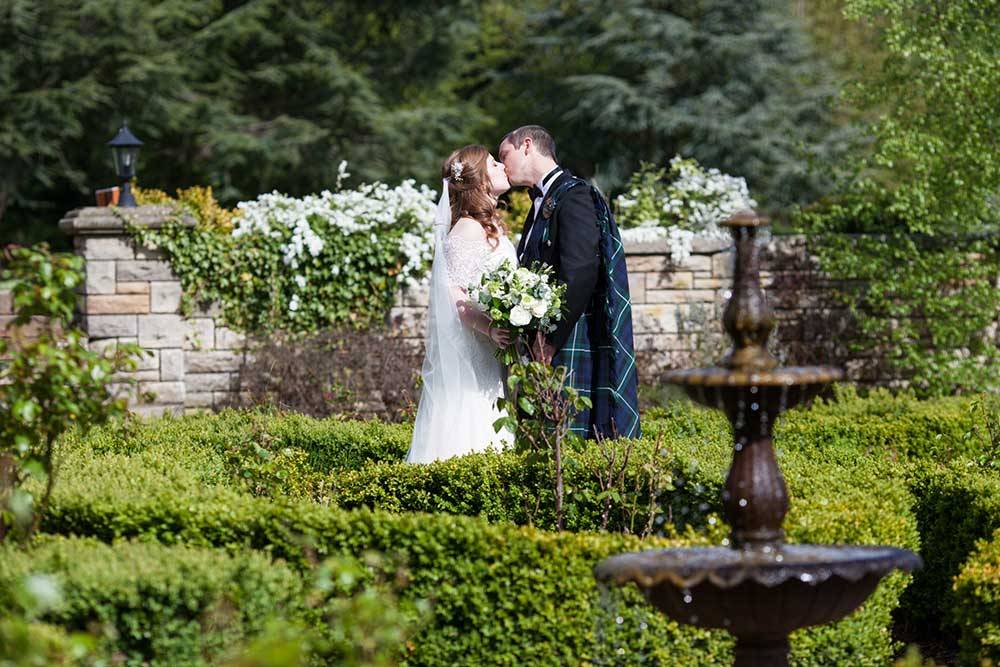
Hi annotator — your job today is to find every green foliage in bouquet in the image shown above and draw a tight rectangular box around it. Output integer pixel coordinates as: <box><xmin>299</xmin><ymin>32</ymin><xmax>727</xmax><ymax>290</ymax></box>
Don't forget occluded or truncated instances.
<box><xmin>0</xmin><ymin>246</ymin><xmax>141</xmax><ymax>542</ymax></box>
<box><xmin>470</xmin><ymin>260</ymin><xmax>567</xmax><ymax>366</ymax></box>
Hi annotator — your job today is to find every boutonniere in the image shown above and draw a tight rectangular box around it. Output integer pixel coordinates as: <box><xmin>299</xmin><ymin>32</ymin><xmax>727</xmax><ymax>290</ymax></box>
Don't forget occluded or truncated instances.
<box><xmin>541</xmin><ymin>196</ymin><xmax>557</xmax><ymax>220</ymax></box>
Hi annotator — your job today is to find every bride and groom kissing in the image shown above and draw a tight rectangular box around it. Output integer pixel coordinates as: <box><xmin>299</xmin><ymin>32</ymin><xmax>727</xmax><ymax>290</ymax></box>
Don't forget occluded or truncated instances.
<box><xmin>406</xmin><ymin>125</ymin><xmax>641</xmax><ymax>464</ymax></box>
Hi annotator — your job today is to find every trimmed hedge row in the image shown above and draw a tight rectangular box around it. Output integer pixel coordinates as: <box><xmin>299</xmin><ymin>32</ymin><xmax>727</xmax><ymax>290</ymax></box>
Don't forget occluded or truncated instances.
<box><xmin>40</xmin><ymin>405</ymin><xmax>927</xmax><ymax>666</ymax></box>
<box><xmin>0</xmin><ymin>536</ymin><xmax>302</xmax><ymax>665</ymax></box>
<box><xmin>953</xmin><ymin>527</ymin><xmax>1000</xmax><ymax>666</ymax></box>
<box><xmin>901</xmin><ymin>461</ymin><xmax>1000</xmax><ymax>637</ymax></box>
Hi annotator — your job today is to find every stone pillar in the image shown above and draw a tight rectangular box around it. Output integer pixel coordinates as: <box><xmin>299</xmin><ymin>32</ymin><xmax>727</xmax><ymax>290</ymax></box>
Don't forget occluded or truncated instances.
<box><xmin>59</xmin><ymin>206</ymin><xmax>246</xmax><ymax>417</ymax></box>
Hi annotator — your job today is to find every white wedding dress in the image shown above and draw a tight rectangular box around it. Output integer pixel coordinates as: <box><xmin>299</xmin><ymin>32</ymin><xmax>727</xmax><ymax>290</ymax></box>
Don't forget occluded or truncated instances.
<box><xmin>406</xmin><ymin>184</ymin><xmax>517</xmax><ymax>464</ymax></box>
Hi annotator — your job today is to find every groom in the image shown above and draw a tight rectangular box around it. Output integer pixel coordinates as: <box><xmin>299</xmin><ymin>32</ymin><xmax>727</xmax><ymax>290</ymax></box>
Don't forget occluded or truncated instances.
<box><xmin>498</xmin><ymin>125</ymin><xmax>641</xmax><ymax>440</ymax></box>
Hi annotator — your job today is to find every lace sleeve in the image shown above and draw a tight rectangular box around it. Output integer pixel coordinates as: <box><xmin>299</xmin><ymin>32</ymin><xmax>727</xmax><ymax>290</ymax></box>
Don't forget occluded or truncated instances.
<box><xmin>443</xmin><ymin>225</ymin><xmax>491</xmax><ymax>290</ymax></box>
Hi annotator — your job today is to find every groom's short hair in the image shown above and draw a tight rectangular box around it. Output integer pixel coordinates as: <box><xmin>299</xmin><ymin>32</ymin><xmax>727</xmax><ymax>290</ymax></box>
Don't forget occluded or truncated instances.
<box><xmin>501</xmin><ymin>125</ymin><xmax>558</xmax><ymax>160</ymax></box>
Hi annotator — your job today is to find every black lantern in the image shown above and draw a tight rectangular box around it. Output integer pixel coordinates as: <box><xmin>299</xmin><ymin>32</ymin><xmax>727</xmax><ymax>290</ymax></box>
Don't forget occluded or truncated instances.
<box><xmin>106</xmin><ymin>122</ymin><xmax>144</xmax><ymax>207</ymax></box>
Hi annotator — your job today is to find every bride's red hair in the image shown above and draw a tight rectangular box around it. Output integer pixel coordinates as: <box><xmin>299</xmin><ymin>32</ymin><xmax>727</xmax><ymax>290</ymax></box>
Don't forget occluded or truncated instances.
<box><xmin>442</xmin><ymin>145</ymin><xmax>507</xmax><ymax>249</ymax></box>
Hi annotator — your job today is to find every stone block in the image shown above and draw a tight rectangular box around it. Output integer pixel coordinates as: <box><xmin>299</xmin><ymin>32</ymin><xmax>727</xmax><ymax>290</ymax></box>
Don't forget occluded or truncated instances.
<box><xmin>693</xmin><ymin>277</ymin><xmax>725</xmax><ymax>289</ymax></box>
<box><xmin>0</xmin><ymin>291</ymin><xmax>11</xmax><ymax>314</ymax></box>
<box><xmin>626</xmin><ymin>256</ymin><xmax>668</xmax><ymax>273</ymax></box>
<box><xmin>85</xmin><ymin>294</ymin><xmax>149</xmax><ymax>315</ymax></box>
<box><xmin>150</xmin><ymin>282</ymin><xmax>182</xmax><ymax>313</ymax></box>
<box><xmin>632</xmin><ymin>304</ymin><xmax>680</xmax><ymax>334</ymax></box>
<box><xmin>186</xmin><ymin>350</ymin><xmax>244</xmax><ymax>373</ymax></box>
<box><xmin>628</xmin><ymin>273</ymin><xmax>646</xmax><ymax>304</ymax></box>
<box><xmin>84</xmin><ymin>261</ymin><xmax>116</xmax><ymax>294</ymax></box>
<box><xmin>691</xmin><ymin>237</ymin><xmax>732</xmax><ymax>254</ymax></box>
<box><xmin>88</xmin><ymin>337</ymin><xmax>138</xmax><ymax>355</ymax></box>
<box><xmin>117</xmin><ymin>260</ymin><xmax>175</xmax><ymax>282</ymax></box>
<box><xmin>160</xmin><ymin>349</ymin><xmax>184</xmax><ymax>381</ymax></box>
<box><xmin>645</xmin><ymin>289</ymin><xmax>718</xmax><ymax>305</ymax></box>
<box><xmin>117</xmin><ymin>281</ymin><xmax>150</xmax><ymax>294</ymax></box>
<box><xmin>186</xmin><ymin>372</ymin><xmax>233</xmax><ymax>392</ymax></box>
<box><xmin>139</xmin><ymin>381</ymin><xmax>185</xmax><ymax>404</ymax></box>
<box><xmin>215</xmin><ymin>326</ymin><xmax>246</xmax><ymax>350</ymax></box>
<box><xmin>647</xmin><ymin>271</ymin><xmax>694</xmax><ymax>290</ymax></box>
<box><xmin>713</xmin><ymin>250</ymin><xmax>735</xmax><ymax>279</ymax></box>
<box><xmin>185</xmin><ymin>392</ymin><xmax>215</xmax><ymax>407</ymax></box>
<box><xmin>184</xmin><ymin>318</ymin><xmax>215</xmax><ymax>350</ymax></box>
<box><xmin>86</xmin><ymin>315</ymin><xmax>137</xmax><ymax>338</ymax></box>
<box><xmin>78</xmin><ymin>236</ymin><xmax>135</xmax><ymax>260</ymax></box>
<box><xmin>138</xmin><ymin>314</ymin><xmax>186</xmax><ymax>348</ymax></box>
<box><xmin>678</xmin><ymin>255</ymin><xmax>712</xmax><ymax>272</ymax></box>
<box><xmin>115</xmin><ymin>369</ymin><xmax>160</xmax><ymax>382</ymax></box>
<box><xmin>135</xmin><ymin>349</ymin><xmax>159</xmax><ymax>372</ymax></box>
<box><xmin>135</xmin><ymin>246</ymin><xmax>166</xmax><ymax>260</ymax></box>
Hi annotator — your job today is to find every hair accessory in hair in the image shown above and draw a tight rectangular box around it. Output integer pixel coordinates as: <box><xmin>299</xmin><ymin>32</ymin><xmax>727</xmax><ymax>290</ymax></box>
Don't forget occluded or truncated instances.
<box><xmin>450</xmin><ymin>160</ymin><xmax>464</xmax><ymax>182</ymax></box>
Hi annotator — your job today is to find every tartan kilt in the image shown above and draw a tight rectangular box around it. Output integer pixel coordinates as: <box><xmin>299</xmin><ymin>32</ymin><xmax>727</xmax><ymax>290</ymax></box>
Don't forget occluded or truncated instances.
<box><xmin>552</xmin><ymin>311</ymin><xmax>596</xmax><ymax>438</ymax></box>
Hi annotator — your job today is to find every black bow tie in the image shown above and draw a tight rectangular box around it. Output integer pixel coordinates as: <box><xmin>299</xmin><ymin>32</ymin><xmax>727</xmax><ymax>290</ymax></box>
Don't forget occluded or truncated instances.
<box><xmin>528</xmin><ymin>186</ymin><xmax>543</xmax><ymax>200</ymax></box>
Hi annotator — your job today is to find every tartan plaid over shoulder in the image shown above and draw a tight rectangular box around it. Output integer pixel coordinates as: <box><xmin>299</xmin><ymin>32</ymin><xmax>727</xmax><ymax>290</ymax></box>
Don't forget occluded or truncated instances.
<box><xmin>549</xmin><ymin>177</ymin><xmax>641</xmax><ymax>439</ymax></box>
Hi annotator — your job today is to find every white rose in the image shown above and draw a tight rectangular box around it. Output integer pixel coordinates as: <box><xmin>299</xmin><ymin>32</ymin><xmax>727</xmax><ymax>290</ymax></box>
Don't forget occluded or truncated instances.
<box><xmin>530</xmin><ymin>299</ymin><xmax>548</xmax><ymax>318</ymax></box>
<box><xmin>515</xmin><ymin>267</ymin><xmax>539</xmax><ymax>287</ymax></box>
<box><xmin>509</xmin><ymin>305</ymin><xmax>532</xmax><ymax>327</ymax></box>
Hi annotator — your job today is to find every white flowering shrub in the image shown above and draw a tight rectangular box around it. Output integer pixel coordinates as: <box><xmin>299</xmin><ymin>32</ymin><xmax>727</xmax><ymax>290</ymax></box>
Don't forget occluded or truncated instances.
<box><xmin>616</xmin><ymin>157</ymin><xmax>756</xmax><ymax>264</ymax></box>
<box><xmin>130</xmin><ymin>163</ymin><xmax>438</xmax><ymax>332</ymax></box>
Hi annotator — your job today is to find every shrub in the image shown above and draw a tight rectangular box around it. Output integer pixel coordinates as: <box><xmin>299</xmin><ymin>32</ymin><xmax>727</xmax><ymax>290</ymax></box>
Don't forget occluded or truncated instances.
<box><xmin>952</xmin><ymin>528</ymin><xmax>1000</xmax><ymax>666</ymax></box>
<box><xmin>38</xmin><ymin>398</ymin><xmax>931</xmax><ymax>666</ymax></box>
<box><xmin>901</xmin><ymin>462</ymin><xmax>1000</xmax><ymax>636</ymax></box>
<box><xmin>235</xmin><ymin>328</ymin><xmax>421</xmax><ymax>421</ymax></box>
<box><xmin>0</xmin><ymin>536</ymin><xmax>303</xmax><ymax>665</ymax></box>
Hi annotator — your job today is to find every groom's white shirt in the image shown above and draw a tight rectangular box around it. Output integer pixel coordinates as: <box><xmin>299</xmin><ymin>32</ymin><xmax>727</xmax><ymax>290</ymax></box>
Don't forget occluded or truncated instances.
<box><xmin>520</xmin><ymin>167</ymin><xmax>563</xmax><ymax>262</ymax></box>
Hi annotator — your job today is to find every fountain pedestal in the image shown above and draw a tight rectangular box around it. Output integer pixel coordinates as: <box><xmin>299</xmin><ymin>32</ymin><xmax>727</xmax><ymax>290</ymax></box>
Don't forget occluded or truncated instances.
<box><xmin>595</xmin><ymin>211</ymin><xmax>921</xmax><ymax>666</ymax></box>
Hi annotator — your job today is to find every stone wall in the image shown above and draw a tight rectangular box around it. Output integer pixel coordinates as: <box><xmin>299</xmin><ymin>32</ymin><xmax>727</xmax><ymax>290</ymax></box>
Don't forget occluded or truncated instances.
<box><xmin>6</xmin><ymin>204</ymin><xmax>981</xmax><ymax>416</ymax></box>
<box><xmin>60</xmin><ymin>206</ymin><xmax>247</xmax><ymax>417</ymax></box>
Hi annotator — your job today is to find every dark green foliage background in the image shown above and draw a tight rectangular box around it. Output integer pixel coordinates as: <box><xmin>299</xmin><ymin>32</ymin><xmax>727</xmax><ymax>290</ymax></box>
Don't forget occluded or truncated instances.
<box><xmin>1</xmin><ymin>0</ymin><xmax>850</xmax><ymax>245</ymax></box>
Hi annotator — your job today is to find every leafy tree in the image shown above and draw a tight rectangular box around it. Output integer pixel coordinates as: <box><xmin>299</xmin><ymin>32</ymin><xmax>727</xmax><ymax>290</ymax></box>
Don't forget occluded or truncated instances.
<box><xmin>839</xmin><ymin>0</ymin><xmax>1000</xmax><ymax>233</ymax></box>
<box><xmin>473</xmin><ymin>0</ymin><xmax>855</xmax><ymax>208</ymax></box>
<box><xmin>0</xmin><ymin>0</ymin><xmax>484</xmax><ymax>245</ymax></box>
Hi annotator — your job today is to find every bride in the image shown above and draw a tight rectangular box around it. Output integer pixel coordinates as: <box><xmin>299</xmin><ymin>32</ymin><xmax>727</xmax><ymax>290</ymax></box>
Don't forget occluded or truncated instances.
<box><xmin>406</xmin><ymin>145</ymin><xmax>518</xmax><ymax>464</ymax></box>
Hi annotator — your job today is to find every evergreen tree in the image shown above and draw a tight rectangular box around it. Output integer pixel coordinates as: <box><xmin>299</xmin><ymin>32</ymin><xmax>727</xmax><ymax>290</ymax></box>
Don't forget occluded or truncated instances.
<box><xmin>474</xmin><ymin>0</ymin><xmax>855</xmax><ymax>208</ymax></box>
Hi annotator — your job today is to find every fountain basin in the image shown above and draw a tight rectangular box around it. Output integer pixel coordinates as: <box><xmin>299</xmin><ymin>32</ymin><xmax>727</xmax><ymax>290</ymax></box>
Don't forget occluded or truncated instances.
<box><xmin>664</xmin><ymin>366</ymin><xmax>844</xmax><ymax>416</ymax></box>
<box><xmin>596</xmin><ymin>545</ymin><xmax>922</xmax><ymax>637</ymax></box>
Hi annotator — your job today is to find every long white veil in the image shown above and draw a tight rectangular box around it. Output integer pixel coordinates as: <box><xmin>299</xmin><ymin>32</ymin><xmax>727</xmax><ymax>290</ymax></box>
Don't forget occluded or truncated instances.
<box><xmin>407</xmin><ymin>181</ymin><xmax>505</xmax><ymax>463</ymax></box>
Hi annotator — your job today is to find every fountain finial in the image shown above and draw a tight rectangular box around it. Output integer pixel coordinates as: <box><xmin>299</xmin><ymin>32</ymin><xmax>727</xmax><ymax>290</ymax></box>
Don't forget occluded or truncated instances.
<box><xmin>720</xmin><ymin>209</ymin><xmax>778</xmax><ymax>372</ymax></box>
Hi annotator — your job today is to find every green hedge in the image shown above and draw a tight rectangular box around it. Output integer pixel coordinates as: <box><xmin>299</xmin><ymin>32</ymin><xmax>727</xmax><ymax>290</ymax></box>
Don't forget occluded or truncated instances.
<box><xmin>0</xmin><ymin>536</ymin><xmax>302</xmax><ymax>665</ymax></box>
<box><xmin>953</xmin><ymin>527</ymin><xmax>1000</xmax><ymax>666</ymax></box>
<box><xmin>901</xmin><ymin>461</ymin><xmax>1000</xmax><ymax>636</ymax></box>
<box><xmin>38</xmin><ymin>401</ymin><xmax>928</xmax><ymax>666</ymax></box>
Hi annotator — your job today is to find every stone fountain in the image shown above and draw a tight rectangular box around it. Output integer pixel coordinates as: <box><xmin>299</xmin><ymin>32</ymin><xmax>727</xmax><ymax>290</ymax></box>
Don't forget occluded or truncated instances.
<box><xmin>594</xmin><ymin>211</ymin><xmax>921</xmax><ymax>666</ymax></box>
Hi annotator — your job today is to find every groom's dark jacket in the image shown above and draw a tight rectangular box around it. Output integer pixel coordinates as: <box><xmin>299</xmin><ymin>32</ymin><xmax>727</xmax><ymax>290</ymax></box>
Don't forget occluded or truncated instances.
<box><xmin>517</xmin><ymin>170</ymin><xmax>601</xmax><ymax>351</ymax></box>
<box><xmin>516</xmin><ymin>168</ymin><xmax>641</xmax><ymax>440</ymax></box>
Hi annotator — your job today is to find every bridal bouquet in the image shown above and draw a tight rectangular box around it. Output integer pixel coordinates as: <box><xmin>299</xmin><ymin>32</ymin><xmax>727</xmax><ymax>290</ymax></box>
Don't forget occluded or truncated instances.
<box><xmin>469</xmin><ymin>260</ymin><xmax>566</xmax><ymax>364</ymax></box>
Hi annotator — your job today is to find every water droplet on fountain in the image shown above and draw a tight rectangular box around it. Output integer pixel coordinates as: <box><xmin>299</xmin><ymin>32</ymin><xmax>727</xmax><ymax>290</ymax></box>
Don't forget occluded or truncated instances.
<box><xmin>776</xmin><ymin>554</ymin><xmax>784</xmax><ymax>562</ymax></box>
<box><xmin>734</xmin><ymin>442</ymin><xmax>743</xmax><ymax>452</ymax></box>
<box><xmin>751</xmin><ymin>402</ymin><xmax>759</xmax><ymax>411</ymax></box>
<box><xmin>708</xmin><ymin>516</ymin><xmax>717</xmax><ymax>525</ymax></box>
<box><xmin>721</xmin><ymin>538</ymin><xmax>730</xmax><ymax>546</ymax></box>
<box><xmin>683</xmin><ymin>593</ymin><xmax>693</xmax><ymax>604</ymax></box>
<box><xmin>616</xmin><ymin>615</ymin><xmax>624</xmax><ymax>625</ymax></box>
<box><xmin>690</xmin><ymin>615</ymin><xmax>699</xmax><ymax>624</ymax></box>
<box><xmin>799</xmin><ymin>573</ymin><xmax>815</xmax><ymax>583</ymax></box>
<box><xmin>723</xmin><ymin>289</ymin><xmax>732</xmax><ymax>300</ymax></box>
<box><xmin>739</xmin><ymin>498</ymin><xmax>748</xmax><ymax>507</ymax></box>
<box><xmin>639</xmin><ymin>621</ymin><xmax>648</xmax><ymax>631</ymax></box>
<box><xmin>750</xmin><ymin>385</ymin><xmax>758</xmax><ymax>394</ymax></box>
